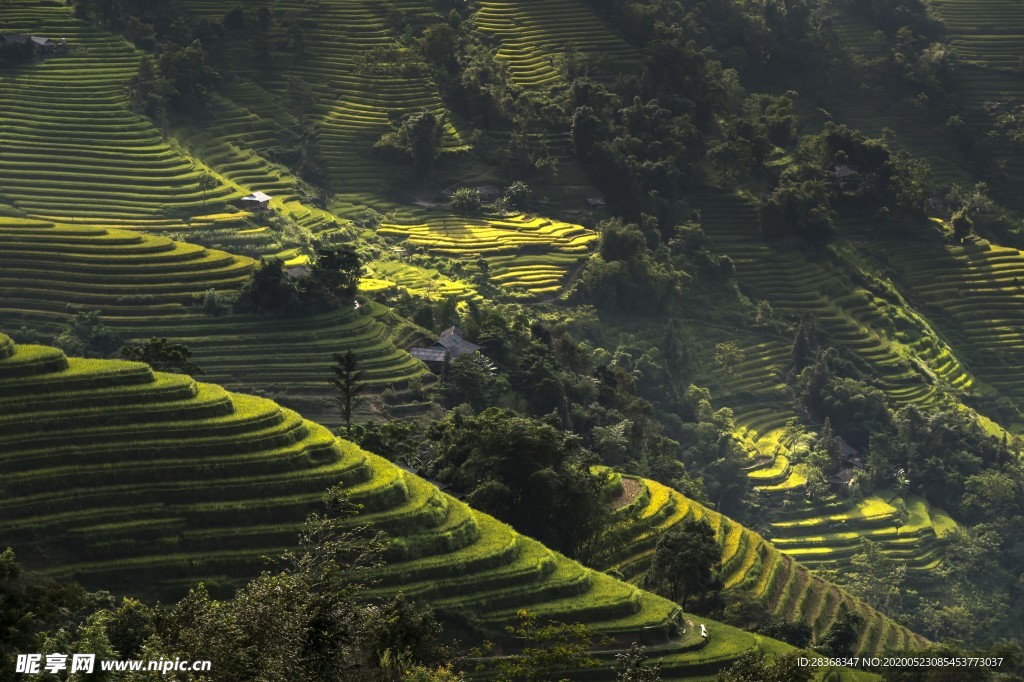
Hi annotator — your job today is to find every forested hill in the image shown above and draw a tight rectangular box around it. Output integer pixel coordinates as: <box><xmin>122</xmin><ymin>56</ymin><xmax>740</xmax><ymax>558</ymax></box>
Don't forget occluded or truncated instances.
<box><xmin>2</xmin><ymin>0</ymin><xmax>1024</xmax><ymax>677</ymax></box>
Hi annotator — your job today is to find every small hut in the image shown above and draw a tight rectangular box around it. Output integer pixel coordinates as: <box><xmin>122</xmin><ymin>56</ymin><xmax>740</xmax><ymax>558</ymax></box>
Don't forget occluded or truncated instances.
<box><xmin>240</xmin><ymin>191</ymin><xmax>272</xmax><ymax>211</ymax></box>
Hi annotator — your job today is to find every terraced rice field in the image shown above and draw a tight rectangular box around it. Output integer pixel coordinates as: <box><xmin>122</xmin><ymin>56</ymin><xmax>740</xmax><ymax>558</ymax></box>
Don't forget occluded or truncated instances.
<box><xmin>695</xmin><ymin>192</ymin><xmax>970</xmax><ymax>408</ymax></box>
<box><xmin>925</xmin><ymin>0</ymin><xmax>1024</xmax><ymax>179</ymax></box>
<box><xmin>473</xmin><ymin>0</ymin><xmax>638</xmax><ymax>89</ymax></box>
<box><xmin>0</xmin><ymin>218</ymin><xmax>424</xmax><ymax>408</ymax></box>
<box><xmin>365</xmin><ymin>261</ymin><xmax>479</xmax><ymax>300</ymax></box>
<box><xmin>170</xmin><ymin>88</ymin><xmax>346</xmax><ymax>254</ymax></box>
<box><xmin>885</xmin><ymin>238</ymin><xmax>1024</xmax><ymax>427</ymax></box>
<box><xmin>178</xmin><ymin>0</ymin><xmax>467</xmax><ymax>199</ymax></box>
<box><xmin>929</xmin><ymin>0</ymin><xmax>1024</xmax><ymax>71</ymax></box>
<box><xmin>0</xmin><ymin>0</ymin><xmax>237</xmax><ymax>222</ymax></box>
<box><xmin>687</xmin><ymin>193</ymin><xmax>968</xmax><ymax>574</ymax></box>
<box><xmin>601</xmin><ymin>475</ymin><xmax>929</xmax><ymax>655</ymax></box>
<box><xmin>0</xmin><ymin>333</ymin><xmax>784</xmax><ymax>676</ymax></box>
<box><xmin>379</xmin><ymin>210</ymin><xmax>597</xmax><ymax>295</ymax></box>
<box><xmin>767</xmin><ymin>491</ymin><xmax>957</xmax><ymax>573</ymax></box>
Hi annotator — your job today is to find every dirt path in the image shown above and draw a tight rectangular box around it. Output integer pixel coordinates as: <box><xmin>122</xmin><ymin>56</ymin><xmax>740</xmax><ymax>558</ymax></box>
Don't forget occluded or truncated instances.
<box><xmin>611</xmin><ymin>477</ymin><xmax>643</xmax><ymax>511</ymax></box>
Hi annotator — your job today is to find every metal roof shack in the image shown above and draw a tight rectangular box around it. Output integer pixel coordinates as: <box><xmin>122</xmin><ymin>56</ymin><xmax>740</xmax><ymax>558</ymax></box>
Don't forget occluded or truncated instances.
<box><xmin>437</xmin><ymin>327</ymin><xmax>480</xmax><ymax>358</ymax></box>
<box><xmin>240</xmin><ymin>191</ymin><xmax>272</xmax><ymax>210</ymax></box>
<box><xmin>829</xmin><ymin>467</ymin><xmax>858</xmax><ymax>492</ymax></box>
<box><xmin>410</xmin><ymin>347</ymin><xmax>448</xmax><ymax>364</ymax></box>
<box><xmin>31</xmin><ymin>36</ymin><xmax>57</xmax><ymax>52</ymax></box>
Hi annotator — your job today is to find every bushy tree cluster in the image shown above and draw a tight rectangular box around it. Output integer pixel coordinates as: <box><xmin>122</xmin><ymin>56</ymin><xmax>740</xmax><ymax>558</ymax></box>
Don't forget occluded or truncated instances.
<box><xmin>571</xmin><ymin>219</ymin><xmax>688</xmax><ymax>313</ymax></box>
<box><xmin>426</xmin><ymin>408</ymin><xmax>612</xmax><ymax>559</ymax></box>
<box><xmin>52</xmin><ymin>310</ymin><xmax>122</xmax><ymax>358</ymax></box>
<box><xmin>235</xmin><ymin>247</ymin><xmax>362</xmax><ymax>316</ymax></box>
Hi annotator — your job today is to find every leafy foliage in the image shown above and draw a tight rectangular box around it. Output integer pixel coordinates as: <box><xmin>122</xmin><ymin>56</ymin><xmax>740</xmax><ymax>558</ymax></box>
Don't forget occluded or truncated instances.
<box><xmin>119</xmin><ymin>337</ymin><xmax>203</xmax><ymax>376</ymax></box>
<box><xmin>427</xmin><ymin>408</ymin><xmax>611</xmax><ymax>559</ymax></box>
<box><xmin>643</xmin><ymin>518</ymin><xmax>720</xmax><ymax>608</ymax></box>
<box><xmin>490</xmin><ymin>610</ymin><xmax>604</xmax><ymax>682</ymax></box>
<box><xmin>374</xmin><ymin>111</ymin><xmax>446</xmax><ymax>176</ymax></box>
<box><xmin>52</xmin><ymin>310</ymin><xmax>122</xmax><ymax>358</ymax></box>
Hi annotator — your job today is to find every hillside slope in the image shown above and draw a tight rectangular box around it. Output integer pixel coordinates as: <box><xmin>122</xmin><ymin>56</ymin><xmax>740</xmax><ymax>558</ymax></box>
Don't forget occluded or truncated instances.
<box><xmin>0</xmin><ymin>331</ymin><xmax>804</xmax><ymax>678</ymax></box>
<box><xmin>0</xmin><ymin>217</ymin><xmax>423</xmax><ymax>418</ymax></box>
<box><xmin>599</xmin><ymin>475</ymin><xmax>928</xmax><ymax>656</ymax></box>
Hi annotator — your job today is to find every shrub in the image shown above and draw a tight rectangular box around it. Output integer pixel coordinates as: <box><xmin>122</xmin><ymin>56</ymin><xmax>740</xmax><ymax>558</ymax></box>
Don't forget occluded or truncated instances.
<box><xmin>450</xmin><ymin>187</ymin><xmax>481</xmax><ymax>214</ymax></box>
<box><xmin>197</xmin><ymin>289</ymin><xmax>231</xmax><ymax>317</ymax></box>
<box><xmin>503</xmin><ymin>181</ymin><xmax>532</xmax><ymax>210</ymax></box>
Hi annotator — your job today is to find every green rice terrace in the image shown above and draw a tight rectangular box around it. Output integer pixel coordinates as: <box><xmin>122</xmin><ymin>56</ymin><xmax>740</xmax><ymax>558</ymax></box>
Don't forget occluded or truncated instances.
<box><xmin>0</xmin><ymin>218</ymin><xmax>424</xmax><ymax>418</ymax></box>
<box><xmin>0</xmin><ymin>2</ymin><xmax>236</xmax><ymax>222</ymax></box>
<box><xmin>0</xmin><ymin>0</ymin><xmax>596</xmax><ymax>301</ymax></box>
<box><xmin>474</xmin><ymin>0</ymin><xmax>639</xmax><ymax>89</ymax></box>
<box><xmin>4</xmin><ymin>0</ymin><xmax>1024</xmax><ymax>674</ymax></box>
<box><xmin>599</xmin><ymin>475</ymin><xmax>929</xmax><ymax>656</ymax></box>
<box><xmin>0</xmin><ymin>332</ymin><xmax>811</xmax><ymax>679</ymax></box>
<box><xmin>883</xmin><ymin>238</ymin><xmax>1024</xmax><ymax>430</ymax></box>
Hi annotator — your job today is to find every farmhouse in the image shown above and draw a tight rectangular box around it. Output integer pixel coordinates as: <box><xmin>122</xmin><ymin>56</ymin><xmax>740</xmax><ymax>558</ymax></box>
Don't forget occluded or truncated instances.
<box><xmin>829</xmin><ymin>467</ymin><xmax>858</xmax><ymax>493</ymax></box>
<box><xmin>409</xmin><ymin>327</ymin><xmax>480</xmax><ymax>373</ymax></box>
<box><xmin>240</xmin><ymin>191</ymin><xmax>272</xmax><ymax>211</ymax></box>
<box><xmin>31</xmin><ymin>36</ymin><xmax>57</xmax><ymax>54</ymax></box>
<box><xmin>409</xmin><ymin>346</ymin><xmax>448</xmax><ymax>373</ymax></box>
<box><xmin>285</xmin><ymin>265</ymin><xmax>313</xmax><ymax>280</ymax></box>
<box><xmin>438</xmin><ymin>326</ymin><xmax>480</xmax><ymax>358</ymax></box>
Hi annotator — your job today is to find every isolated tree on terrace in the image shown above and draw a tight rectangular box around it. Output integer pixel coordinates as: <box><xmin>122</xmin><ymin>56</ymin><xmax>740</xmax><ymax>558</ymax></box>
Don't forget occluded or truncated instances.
<box><xmin>614</xmin><ymin>643</ymin><xmax>661</xmax><ymax>682</ymax></box>
<box><xmin>489</xmin><ymin>610</ymin><xmax>604</xmax><ymax>682</ymax></box>
<box><xmin>120</xmin><ymin>337</ymin><xmax>204</xmax><ymax>376</ymax></box>
<box><xmin>644</xmin><ymin>518</ymin><xmax>720</xmax><ymax>608</ymax></box>
<box><xmin>198</xmin><ymin>172</ymin><xmax>217</xmax><ymax>207</ymax></box>
<box><xmin>951</xmin><ymin>208</ymin><xmax>973</xmax><ymax>243</ymax></box>
<box><xmin>714</xmin><ymin>341</ymin><xmax>744</xmax><ymax>380</ymax></box>
<box><xmin>331</xmin><ymin>350</ymin><xmax>364</xmax><ymax>437</ymax></box>
<box><xmin>52</xmin><ymin>310</ymin><xmax>122</xmax><ymax>358</ymax></box>
<box><xmin>311</xmin><ymin>246</ymin><xmax>362</xmax><ymax>304</ymax></box>
<box><xmin>374</xmin><ymin>110</ymin><xmax>445</xmax><ymax>176</ymax></box>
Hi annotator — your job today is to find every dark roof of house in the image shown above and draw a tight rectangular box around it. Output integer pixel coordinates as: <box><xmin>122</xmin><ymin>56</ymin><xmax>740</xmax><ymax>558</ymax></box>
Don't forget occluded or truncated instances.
<box><xmin>410</xmin><ymin>347</ymin><xmax>448</xmax><ymax>364</ymax></box>
<box><xmin>285</xmin><ymin>265</ymin><xmax>313</xmax><ymax>280</ymax></box>
<box><xmin>437</xmin><ymin>327</ymin><xmax>479</xmax><ymax>358</ymax></box>
<box><xmin>829</xmin><ymin>468</ymin><xmax>858</xmax><ymax>485</ymax></box>
<box><xmin>1</xmin><ymin>34</ymin><xmax>30</xmax><ymax>45</ymax></box>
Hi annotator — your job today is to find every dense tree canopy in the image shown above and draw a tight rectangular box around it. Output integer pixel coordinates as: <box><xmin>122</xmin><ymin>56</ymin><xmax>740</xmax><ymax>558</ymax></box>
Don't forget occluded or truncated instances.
<box><xmin>427</xmin><ymin>408</ymin><xmax>611</xmax><ymax>559</ymax></box>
